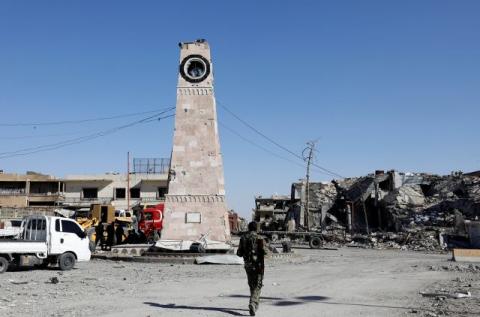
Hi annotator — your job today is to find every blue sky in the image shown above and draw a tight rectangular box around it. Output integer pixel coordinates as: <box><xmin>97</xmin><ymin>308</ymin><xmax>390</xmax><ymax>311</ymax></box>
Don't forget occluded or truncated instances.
<box><xmin>0</xmin><ymin>1</ymin><xmax>479</xmax><ymax>217</ymax></box>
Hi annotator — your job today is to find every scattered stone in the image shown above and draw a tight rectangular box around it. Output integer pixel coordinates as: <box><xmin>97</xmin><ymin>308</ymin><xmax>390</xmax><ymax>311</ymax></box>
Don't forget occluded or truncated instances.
<box><xmin>50</xmin><ymin>277</ymin><xmax>59</xmax><ymax>284</ymax></box>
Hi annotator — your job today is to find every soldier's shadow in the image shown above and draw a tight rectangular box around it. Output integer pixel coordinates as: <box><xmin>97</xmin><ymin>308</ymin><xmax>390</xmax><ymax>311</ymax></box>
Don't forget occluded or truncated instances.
<box><xmin>227</xmin><ymin>294</ymin><xmax>330</xmax><ymax>306</ymax></box>
<box><xmin>144</xmin><ymin>302</ymin><xmax>249</xmax><ymax>316</ymax></box>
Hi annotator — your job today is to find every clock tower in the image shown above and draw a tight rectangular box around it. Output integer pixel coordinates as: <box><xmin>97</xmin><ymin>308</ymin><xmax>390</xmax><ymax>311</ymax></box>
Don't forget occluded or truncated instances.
<box><xmin>161</xmin><ymin>39</ymin><xmax>231</xmax><ymax>242</ymax></box>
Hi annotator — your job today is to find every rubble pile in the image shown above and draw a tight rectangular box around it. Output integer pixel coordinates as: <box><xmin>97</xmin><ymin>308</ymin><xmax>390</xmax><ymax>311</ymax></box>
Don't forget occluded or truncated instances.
<box><xmin>307</xmin><ymin>170</ymin><xmax>480</xmax><ymax>251</ymax></box>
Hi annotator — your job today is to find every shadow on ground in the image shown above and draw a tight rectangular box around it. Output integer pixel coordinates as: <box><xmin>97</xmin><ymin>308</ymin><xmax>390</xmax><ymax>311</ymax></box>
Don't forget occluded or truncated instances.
<box><xmin>227</xmin><ymin>294</ymin><xmax>330</xmax><ymax>306</ymax></box>
<box><xmin>226</xmin><ymin>294</ymin><xmax>476</xmax><ymax>315</ymax></box>
<box><xmin>146</xmin><ymin>294</ymin><xmax>477</xmax><ymax>316</ymax></box>
<box><xmin>144</xmin><ymin>302</ymin><xmax>249</xmax><ymax>316</ymax></box>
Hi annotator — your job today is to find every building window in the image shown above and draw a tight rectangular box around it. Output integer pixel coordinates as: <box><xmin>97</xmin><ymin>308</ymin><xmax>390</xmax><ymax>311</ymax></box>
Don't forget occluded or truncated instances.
<box><xmin>82</xmin><ymin>188</ymin><xmax>98</xmax><ymax>199</ymax></box>
<box><xmin>157</xmin><ymin>187</ymin><xmax>167</xmax><ymax>199</ymax></box>
<box><xmin>130</xmin><ymin>187</ymin><xmax>140</xmax><ymax>199</ymax></box>
<box><xmin>115</xmin><ymin>188</ymin><xmax>126</xmax><ymax>200</ymax></box>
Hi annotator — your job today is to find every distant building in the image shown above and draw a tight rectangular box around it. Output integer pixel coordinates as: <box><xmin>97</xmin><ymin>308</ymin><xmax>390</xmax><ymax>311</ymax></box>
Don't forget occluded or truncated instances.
<box><xmin>0</xmin><ymin>158</ymin><xmax>170</xmax><ymax>211</ymax></box>
<box><xmin>0</xmin><ymin>171</ymin><xmax>63</xmax><ymax>208</ymax></box>
<box><xmin>62</xmin><ymin>172</ymin><xmax>168</xmax><ymax>210</ymax></box>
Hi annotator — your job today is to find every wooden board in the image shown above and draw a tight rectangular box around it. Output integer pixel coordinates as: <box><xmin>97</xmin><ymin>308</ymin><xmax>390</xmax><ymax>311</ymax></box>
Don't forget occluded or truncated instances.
<box><xmin>453</xmin><ymin>248</ymin><xmax>480</xmax><ymax>262</ymax></box>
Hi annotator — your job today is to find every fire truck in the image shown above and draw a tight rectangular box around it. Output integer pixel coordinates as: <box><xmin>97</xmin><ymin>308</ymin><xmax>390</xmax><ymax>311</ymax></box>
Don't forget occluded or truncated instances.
<box><xmin>139</xmin><ymin>203</ymin><xmax>164</xmax><ymax>243</ymax></box>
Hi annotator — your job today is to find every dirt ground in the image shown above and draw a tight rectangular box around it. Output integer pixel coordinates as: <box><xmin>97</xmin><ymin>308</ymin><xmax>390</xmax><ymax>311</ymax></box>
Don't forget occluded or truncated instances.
<box><xmin>0</xmin><ymin>248</ymin><xmax>478</xmax><ymax>317</ymax></box>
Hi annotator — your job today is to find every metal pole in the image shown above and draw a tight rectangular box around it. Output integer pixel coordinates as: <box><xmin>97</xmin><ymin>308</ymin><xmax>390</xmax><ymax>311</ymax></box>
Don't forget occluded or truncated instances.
<box><xmin>304</xmin><ymin>141</ymin><xmax>316</xmax><ymax>231</ymax></box>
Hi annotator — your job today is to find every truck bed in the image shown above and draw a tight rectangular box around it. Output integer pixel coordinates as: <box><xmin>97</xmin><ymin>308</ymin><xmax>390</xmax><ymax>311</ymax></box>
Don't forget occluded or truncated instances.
<box><xmin>0</xmin><ymin>227</ymin><xmax>21</xmax><ymax>238</ymax></box>
<box><xmin>0</xmin><ymin>241</ymin><xmax>48</xmax><ymax>254</ymax></box>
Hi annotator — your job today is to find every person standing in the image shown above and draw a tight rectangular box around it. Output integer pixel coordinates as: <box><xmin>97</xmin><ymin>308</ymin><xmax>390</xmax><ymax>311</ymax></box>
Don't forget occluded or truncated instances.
<box><xmin>95</xmin><ymin>223</ymin><xmax>104</xmax><ymax>250</ymax></box>
<box><xmin>106</xmin><ymin>222</ymin><xmax>115</xmax><ymax>251</ymax></box>
<box><xmin>115</xmin><ymin>222</ymin><xmax>125</xmax><ymax>245</ymax></box>
<box><xmin>237</xmin><ymin>221</ymin><xmax>269</xmax><ymax>316</ymax></box>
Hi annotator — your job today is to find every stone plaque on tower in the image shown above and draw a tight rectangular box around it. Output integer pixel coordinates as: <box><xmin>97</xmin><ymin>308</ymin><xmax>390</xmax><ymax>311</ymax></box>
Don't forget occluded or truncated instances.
<box><xmin>161</xmin><ymin>39</ymin><xmax>231</xmax><ymax>242</ymax></box>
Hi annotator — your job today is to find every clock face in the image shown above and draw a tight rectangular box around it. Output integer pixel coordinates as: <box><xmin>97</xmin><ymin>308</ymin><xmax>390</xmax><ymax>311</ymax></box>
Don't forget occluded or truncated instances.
<box><xmin>180</xmin><ymin>55</ymin><xmax>210</xmax><ymax>83</ymax></box>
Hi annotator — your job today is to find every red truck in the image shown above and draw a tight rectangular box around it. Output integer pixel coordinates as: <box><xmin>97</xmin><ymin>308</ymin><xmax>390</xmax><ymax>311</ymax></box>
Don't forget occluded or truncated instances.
<box><xmin>139</xmin><ymin>203</ymin><xmax>164</xmax><ymax>242</ymax></box>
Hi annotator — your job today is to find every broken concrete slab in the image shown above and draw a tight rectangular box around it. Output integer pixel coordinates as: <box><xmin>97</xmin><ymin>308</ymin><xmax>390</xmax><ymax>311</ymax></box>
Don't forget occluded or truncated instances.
<box><xmin>384</xmin><ymin>185</ymin><xmax>425</xmax><ymax>206</ymax></box>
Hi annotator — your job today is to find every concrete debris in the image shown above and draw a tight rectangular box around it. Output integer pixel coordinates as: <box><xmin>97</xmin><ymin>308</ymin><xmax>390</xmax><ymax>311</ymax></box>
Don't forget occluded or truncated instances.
<box><xmin>8</xmin><ymin>280</ymin><xmax>28</xmax><ymax>285</ymax></box>
<box><xmin>383</xmin><ymin>185</ymin><xmax>425</xmax><ymax>206</ymax></box>
<box><xmin>259</xmin><ymin>170</ymin><xmax>480</xmax><ymax>251</ymax></box>
<box><xmin>420</xmin><ymin>291</ymin><xmax>472</xmax><ymax>299</ymax></box>
<box><xmin>50</xmin><ymin>277</ymin><xmax>59</xmax><ymax>284</ymax></box>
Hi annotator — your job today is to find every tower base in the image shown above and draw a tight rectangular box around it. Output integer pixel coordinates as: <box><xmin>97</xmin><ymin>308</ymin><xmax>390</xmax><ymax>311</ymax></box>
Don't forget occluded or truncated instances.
<box><xmin>161</xmin><ymin>194</ymin><xmax>231</xmax><ymax>242</ymax></box>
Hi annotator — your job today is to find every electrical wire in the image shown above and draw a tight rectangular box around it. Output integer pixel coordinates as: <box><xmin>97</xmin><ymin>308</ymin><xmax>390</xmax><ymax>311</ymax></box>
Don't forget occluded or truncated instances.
<box><xmin>220</xmin><ymin>121</ymin><xmax>341</xmax><ymax>177</ymax></box>
<box><xmin>219</xmin><ymin>121</ymin><xmax>307</xmax><ymax>170</ymax></box>
<box><xmin>0</xmin><ymin>107</ymin><xmax>173</xmax><ymax>127</ymax></box>
<box><xmin>0</xmin><ymin>131</ymin><xmax>93</xmax><ymax>140</ymax></box>
<box><xmin>0</xmin><ymin>108</ymin><xmax>175</xmax><ymax>159</ymax></box>
<box><xmin>217</xmin><ymin>100</ymin><xmax>344</xmax><ymax>179</ymax></box>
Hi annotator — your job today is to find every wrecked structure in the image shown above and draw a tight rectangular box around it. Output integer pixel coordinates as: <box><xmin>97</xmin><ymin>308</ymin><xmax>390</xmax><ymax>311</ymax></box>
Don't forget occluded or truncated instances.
<box><xmin>255</xmin><ymin>170</ymin><xmax>480</xmax><ymax>251</ymax></box>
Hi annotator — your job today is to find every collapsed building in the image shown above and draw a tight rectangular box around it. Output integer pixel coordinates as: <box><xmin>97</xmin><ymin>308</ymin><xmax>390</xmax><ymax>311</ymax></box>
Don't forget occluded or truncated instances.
<box><xmin>254</xmin><ymin>170</ymin><xmax>480</xmax><ymax>251</ymax></box>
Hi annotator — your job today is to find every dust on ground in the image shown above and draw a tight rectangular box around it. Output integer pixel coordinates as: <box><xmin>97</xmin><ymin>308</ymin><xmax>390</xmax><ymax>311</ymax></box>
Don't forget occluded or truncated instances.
<box><xmin>0</xmin><ymin>248</ymin><xmax>478</xmax><ymax>317</ymax></box>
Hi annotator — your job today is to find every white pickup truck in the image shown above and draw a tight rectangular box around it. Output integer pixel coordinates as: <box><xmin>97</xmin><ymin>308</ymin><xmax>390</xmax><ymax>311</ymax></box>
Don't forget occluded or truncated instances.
<box><xmin>0</xmin><ymin>215</ymin><xmax>91</xmax><ymax>273</ymax></box>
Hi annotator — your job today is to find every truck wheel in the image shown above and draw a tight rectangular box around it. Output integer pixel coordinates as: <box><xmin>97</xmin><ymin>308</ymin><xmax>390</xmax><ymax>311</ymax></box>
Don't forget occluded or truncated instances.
<box><xmin>0</xmin><ymin>257</ymin><xmax>9</xmax><ymax>274</ymax></box>
<box><xmin>59</xmin><ymin>253</ymin><xmax>76</xmax><ymax>271</ymax></box>
<box><xmin>309</xmin><ymin>236</ymin><xmax>322</xmax><ymax>249</ymax></box>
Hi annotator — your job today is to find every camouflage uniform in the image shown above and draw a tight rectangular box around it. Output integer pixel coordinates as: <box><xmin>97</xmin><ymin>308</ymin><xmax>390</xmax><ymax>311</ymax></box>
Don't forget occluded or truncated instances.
<box><xmin>237</xmin><ymin>231</ymin><xmax>268</xmax><ymax>315</ymax></box>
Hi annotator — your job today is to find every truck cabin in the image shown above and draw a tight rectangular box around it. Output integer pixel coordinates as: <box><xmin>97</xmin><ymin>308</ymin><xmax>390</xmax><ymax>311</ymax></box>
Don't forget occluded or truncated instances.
<box><xmin>17</xmin><ymin>216</ymin><xmax>87</xmax><ymax>242</ymax></box>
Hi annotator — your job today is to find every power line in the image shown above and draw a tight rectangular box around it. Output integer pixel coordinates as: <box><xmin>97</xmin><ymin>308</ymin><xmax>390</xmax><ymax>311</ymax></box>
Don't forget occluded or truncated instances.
<box><xmin>219</xmin><ymin>121</ymin><xmax>307</xmax><ymax>170</ymax></box>
<box><xmin>219</xmin><ymin>121</ymin><xmax>341</xmax><ymax>177</ymax></box>
<box><xmin>217</xmin><ymin>100</ymin><xmax>344</xmax><ymax>179</ymax></box>
<box><xmin>0</xmin><ymin>108</ymin><xmax>175</xmax><ymax>159</ymax></box>
<box><xmin>0</xmin><ymin>107</ymin><xmax>173</xmax><ymax>127</ymax></box>
<box><xmin>218</xmin><ymin>101</ymin><xmax>302</xmax><ymax>160</ymax></box>
<box><xmin>0</xmin><ymin>131</ymin><xmax>92</xmax><ymax>140</ymax></box>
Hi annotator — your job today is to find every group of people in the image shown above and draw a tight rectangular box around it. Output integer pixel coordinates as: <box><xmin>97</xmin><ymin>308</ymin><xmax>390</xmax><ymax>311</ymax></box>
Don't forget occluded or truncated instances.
<box><xmin>94</xmin><ymin>221</ymin><xmax>130</xmax><ymax>251</ymax></box>
<box><xmin>94</xmin><ymin>221</ymin><xmax>158</xmax><ymax>250</ymax></box>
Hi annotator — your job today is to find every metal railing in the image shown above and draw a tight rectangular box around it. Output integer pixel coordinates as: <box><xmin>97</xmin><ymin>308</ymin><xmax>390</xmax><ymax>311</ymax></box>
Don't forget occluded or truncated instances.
<box><xmin>62</xmin><ymin>197</ymin><xmax>113</xmax><ymax>205</ymax></box>
<box><xmin>0</xmin><ymin>188</ymin><xmax>26</xmax><ymax>196</ymax></box>
<box><xmin>133</xmin><ymin>158</ymin><xmax>170</xmax><ymax>174</ymax></box>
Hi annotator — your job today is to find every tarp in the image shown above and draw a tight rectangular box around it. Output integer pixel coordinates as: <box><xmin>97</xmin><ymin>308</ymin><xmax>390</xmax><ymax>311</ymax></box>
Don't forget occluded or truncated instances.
<box><xmin>195</xmin><ymin>254</ymin><xmax>244</xmax><ymax>265</ymax></box>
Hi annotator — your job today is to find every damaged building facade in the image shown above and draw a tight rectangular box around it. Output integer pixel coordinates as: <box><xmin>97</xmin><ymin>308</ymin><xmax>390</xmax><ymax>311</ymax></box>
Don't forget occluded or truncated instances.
<box><xmin>255</xmin><ymin>170</ymin><xmax>480</xmax><ymax>250</ymax></box>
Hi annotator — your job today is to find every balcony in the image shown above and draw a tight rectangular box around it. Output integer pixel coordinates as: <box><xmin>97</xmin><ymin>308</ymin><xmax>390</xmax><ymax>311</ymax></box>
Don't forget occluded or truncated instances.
<box><xmin>62</xmin><ymin>197</ymin><xmax>113</xmax><ymax>206</ymax></box>
<box><xmin>0</xmin><ymin>189</ymin><xmax>26</xmax><ymax>196</ymax></box>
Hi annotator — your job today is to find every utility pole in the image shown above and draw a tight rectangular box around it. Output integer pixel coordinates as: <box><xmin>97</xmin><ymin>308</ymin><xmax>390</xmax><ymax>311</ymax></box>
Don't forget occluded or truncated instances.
<box><xmin>127</xmin><ymin>151</ymin><xmax>130</xmax><ymax>211</ymax></box>
<box><xmin>303</xmin><ymin>141</ymin><xmax>316</xmax><ymax>231</ymax></box>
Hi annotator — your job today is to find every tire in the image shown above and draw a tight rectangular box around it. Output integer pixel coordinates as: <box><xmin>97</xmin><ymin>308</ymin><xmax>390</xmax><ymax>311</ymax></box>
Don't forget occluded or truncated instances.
<box><xmin>190</xmin><ymin>243</ymin><xmax>206</xmax><ymax>253</ymax></box>
<box><xmin>0</xmin><ymin>257</ymin><xmax>9</xmax><ymax>274</ymax></box>
<box><xmin>37</xmin><ymin>260</ymin><xmax>50</xmax><ymax>269</ymax></box>
<box><xmin>59</xmin><ymin>253</ymin><xmax>76</xmax><ymax>271</ymax></box>
<box><xmin>309</xmin><ymin>236</ymin><xmax>322</xmax><ymax>249</ymax></box>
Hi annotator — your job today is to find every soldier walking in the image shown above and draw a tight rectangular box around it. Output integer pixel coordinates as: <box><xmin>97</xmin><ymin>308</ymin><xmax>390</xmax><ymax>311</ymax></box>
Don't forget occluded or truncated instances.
<box><xmin>237</xmin><ymin>221</ymin><xmax>269</xmax><ymax>316</ymax></box>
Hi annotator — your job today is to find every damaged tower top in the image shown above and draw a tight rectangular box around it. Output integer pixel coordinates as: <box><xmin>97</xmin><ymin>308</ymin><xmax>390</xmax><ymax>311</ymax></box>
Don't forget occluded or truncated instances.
<box><xmin>161</xmin><ymin>39</ymin><xmax>231</xmax><ymax>242</ymax></box>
